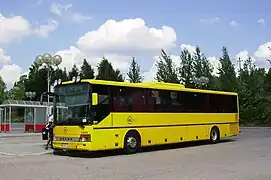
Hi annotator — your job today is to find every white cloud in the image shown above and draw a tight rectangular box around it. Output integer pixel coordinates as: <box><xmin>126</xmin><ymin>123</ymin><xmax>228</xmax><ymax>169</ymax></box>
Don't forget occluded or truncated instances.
<box><xmin>230</xmin><ymin>20</ymin><xmax>239</xmax><ymax>27</ymax></box>
<box><xmin>50</xmin><ymin>3</ymin><xmax>72</xmax><ymax>16</ymax></box>
<box><xmin>50</xmin><ymin>3</ymin><xmax>92</xmax><ymax>23</ymax></box>
<box><xmin>71</xmin><ymin>13</ymin><xmax>92</xmax><ymax>23</ymax></box>
<box><xmin>0</xmin><ymin>13</ymin><xmax>58</xmax><ymax>44</ymax></box>
<box><xmin>0</xmin><ymin>48</ymin><xmax>12</xmax><ymax>65</ymax></box>
<box><xmin>180</xmin><ymin>44</ymin><xmax>196</xmax><ymax>54</ymax></box>
<box><xmin>0</xmin><ymin>13</ymin><xmax>31</xmax><ymax>44</ymax></box>
<box><xmin>253</xmin><ymin>41</ymin><xmax>271</xmax><ymax>68</ymax></box>
<box><xmin>207</xmin><ymin>56</ymin><xmax>220</xmax><ymax>76</ymax></box>
<box><xmin>76</xmin><ymin>18</ymin><xmax>176</xmax><ymax>54</ymax></box>
<box><xmin>0</xmin><ymin>64</ymin><xmax>23</xmax><ymax>88</ymax></box>
<box><xmin>0</xmin><ymin>48</ymin><xmax>25</xmax><ymax>89</ymax></box>
<box><xmin>34</xmin><ymin>20</ymin><xmax>58</xmax><ymax>37</ymax></box>
<box><xmin>199</xmin><ymin>17</ymin><xmax>220</xmax><ymax>25</ymax></box>
<box><xmin>54</xmin><ymin>18</ymin><xmax>176</xmax><ymax>81</ymax></box>
<box><xmin>55</xmin><ymin>46</ymin><xmax>86</xmax><ymax>71</ymax></box>
<box><xmin>236</xmin><ymin>50</ymin><xmax>249</xmax><ymax>61</ymax></box>
<box><xmin>258</xmin><ymin>18</ymin><xmax>266</xmax><ymax>26</ymax></box>
<box><xmin>254</xmin><ymin>41</ymin><xmax>271</xmax><ymax>60</ymax></box>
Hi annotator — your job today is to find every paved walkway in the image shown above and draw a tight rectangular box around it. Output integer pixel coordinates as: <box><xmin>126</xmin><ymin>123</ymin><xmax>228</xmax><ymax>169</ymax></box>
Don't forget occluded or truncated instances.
<box><xmin>0</xmin><ymin>133</ymin><xmax>52</xmax><ymax>156</ymax></box>
<box><xmin>0</xmin><ymin>142</ymin><xmax>53</xmax><ymax>156</ymax></box>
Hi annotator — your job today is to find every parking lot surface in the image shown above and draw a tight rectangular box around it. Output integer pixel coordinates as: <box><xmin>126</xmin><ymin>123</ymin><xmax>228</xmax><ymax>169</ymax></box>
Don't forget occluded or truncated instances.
<box><xmin>0</xmin><ymin>127</ymin><xmax>271</xmax><ymax>180</ymax></box>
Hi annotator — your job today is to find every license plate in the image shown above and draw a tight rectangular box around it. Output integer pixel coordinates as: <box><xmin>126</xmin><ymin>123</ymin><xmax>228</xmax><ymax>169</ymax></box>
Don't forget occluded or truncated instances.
<box><xmin>62</xmin><ymin>143</ymin><xmax>68</xmax><ymax>148</ymax></box>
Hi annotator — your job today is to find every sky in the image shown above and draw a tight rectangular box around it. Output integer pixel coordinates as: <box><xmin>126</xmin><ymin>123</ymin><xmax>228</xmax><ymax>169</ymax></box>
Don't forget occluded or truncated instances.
<box><xmin>0</xmin><ymin>0</ymin><xmax>271</xmax><ymax>89</ymax></box>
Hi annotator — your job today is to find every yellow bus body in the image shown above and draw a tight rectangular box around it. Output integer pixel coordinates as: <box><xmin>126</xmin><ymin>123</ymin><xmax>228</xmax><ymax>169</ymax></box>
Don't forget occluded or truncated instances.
<box><xmin>53</xmin><ymin>79</ymin><xmax>240</xmax><ymax>152</ymax></box>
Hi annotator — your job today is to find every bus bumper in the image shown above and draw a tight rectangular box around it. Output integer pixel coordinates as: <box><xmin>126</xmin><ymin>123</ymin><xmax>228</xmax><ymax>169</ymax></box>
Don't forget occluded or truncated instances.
<box><xmin>53</xmin><ymin>141</ymin><xmax>92</xmax><ymax>151</ymax></box>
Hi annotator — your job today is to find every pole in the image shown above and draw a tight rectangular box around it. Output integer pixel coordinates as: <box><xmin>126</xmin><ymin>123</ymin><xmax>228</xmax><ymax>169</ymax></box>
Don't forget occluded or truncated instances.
<box><xmin>4</xmin><ymin>108</ymin><xmax>6</xmax><ymax>133</ymax></box>
<box><xmin>0</xmin><ymin>109</ymin><xmax>2</xmax><ymax>132</ymax></box>
<box><xmin>9</xmin><ymin>106</ymin><xmax>11</xmax><ymax>133</ymax></box>
<box><xmin>47</xmin><ymin>68</ymin><xmax>50</xmax><ymax>123</ymax></box>
<box><xmin>34</xmin><ymin>107</ymin><xmax>36</xmax><ymax>132</ymax></box>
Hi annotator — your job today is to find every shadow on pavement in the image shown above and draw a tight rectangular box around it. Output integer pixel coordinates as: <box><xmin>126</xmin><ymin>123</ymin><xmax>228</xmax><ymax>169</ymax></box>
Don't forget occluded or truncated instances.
<box><xmin>53</xmin><ymin>138</ymin><xmax>235</xmax><ymax>159</ymax></box>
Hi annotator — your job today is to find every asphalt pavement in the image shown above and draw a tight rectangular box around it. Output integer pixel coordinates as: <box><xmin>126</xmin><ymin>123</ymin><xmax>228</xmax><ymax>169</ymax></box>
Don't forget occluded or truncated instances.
<box><xmin>0</xmin><ymin>127</ymin><xmax>271</xmax><ymax>180</ymax></box>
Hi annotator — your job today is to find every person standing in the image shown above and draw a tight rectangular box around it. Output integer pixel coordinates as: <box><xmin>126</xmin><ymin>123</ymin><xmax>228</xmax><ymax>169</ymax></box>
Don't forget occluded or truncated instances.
<box><xmin>45</xmin><ymin>115</ymin><xmax>54</xmax><ymax>150</ymax></box>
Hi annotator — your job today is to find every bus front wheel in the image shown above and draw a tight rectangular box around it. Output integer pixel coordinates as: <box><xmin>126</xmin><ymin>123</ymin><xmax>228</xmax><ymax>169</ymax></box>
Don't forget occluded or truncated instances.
<box><xmin>123</xmin><ymin>131</ymin><xmax>141</xmax><ymax>154</ymax></box>
<box><xmin>210</xmin><ymin>126</ymin><xmax>220</xmax><ymax>144</ymax></box>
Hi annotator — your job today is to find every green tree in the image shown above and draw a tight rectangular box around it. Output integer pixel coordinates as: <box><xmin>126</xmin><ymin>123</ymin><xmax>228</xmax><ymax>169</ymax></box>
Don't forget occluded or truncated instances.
<box><xmin>217</xmin><ymin>46</ymin><xmax>237</xmax><ymax>92</ymax></box>
<box><xmin>8</xmin><ymin>75</ymin><xmax>27</xmax><ymax>100</ymax></box>
<box><xmin>24</xmin><ymin>62</ymin><xmax>51</xmax><ymax>101</ymax></box>
<box><xmin>68</xmin><ymin>64</ymin><xmax>79</xmax><ymax>80</ymax></box>
<box><xmin>115</xmin><ymin>69</ymin><xmax>125</xmax><ymax>82</ymax></box>
<box><xmin>179</xmin><ymin>49</ymin><xmax>194</xmax><ymax>87</ymax></box>
<box><xmin>193</xmin><ymin>46</ymin><xmax>203</xmax><ymax>78</ymax></box>
<box><xmin>191</xmin><ymin>47</ymin><xmax>214</xmax><ymax>89</ymax></box>
<box><xmin>96</xmin><ymin>57</ymin><xmax>124</xmax><ymax>81</ymax></box>
<box><xmin>156</xmin><ymin>49</ymin><xmax>179</xmax><ymax>83</ymax></box>
<box><xmin>51</xmin><ymin>68</ymin><xmax>69</xmax><ymax>83</ymax></box>
<box><xmin>127</xmin><ymin>57</ymin><xmax>143</xmax><ymax>83</ymax></box>
<box><xmin>80</xmin><ymin>59</ymin><xmax>95</xmax><ymax>79</ymax></box>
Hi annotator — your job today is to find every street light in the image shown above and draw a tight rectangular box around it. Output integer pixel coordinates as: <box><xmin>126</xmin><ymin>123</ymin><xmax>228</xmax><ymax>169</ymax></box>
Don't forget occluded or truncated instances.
<box><xmin>25</xmin><ymin>91</ymin><xmax>36</xmax><ymax>101</ymax></box>
<box><xmin>34</xmin><ymin>53</ymin><xmax>62</xmax><ymax>121</ymax></box>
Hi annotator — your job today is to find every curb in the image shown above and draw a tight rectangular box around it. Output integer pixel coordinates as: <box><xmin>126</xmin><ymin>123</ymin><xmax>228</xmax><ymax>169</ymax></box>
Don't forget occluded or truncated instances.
<box><xmin>0</xmin><ymin>151</ymin><xmax>53</xmax><ymax>157</ymax></box>
<box><xmin>0</xmin><ymin>134</ymin><xmax>41</xmax><ymax>138</ymax></box>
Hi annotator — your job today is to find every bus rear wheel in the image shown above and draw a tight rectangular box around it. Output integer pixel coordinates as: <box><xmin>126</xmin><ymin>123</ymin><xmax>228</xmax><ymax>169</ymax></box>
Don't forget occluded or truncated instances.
<box><xmin>123</xmin><ymin>131</ymin><xmax>141</xmax><ymax>154</ymax></box>
<box><xmin>210</xmin><ymin>127</ymin><xmax>220</xmax><ymax>144</ymax></box>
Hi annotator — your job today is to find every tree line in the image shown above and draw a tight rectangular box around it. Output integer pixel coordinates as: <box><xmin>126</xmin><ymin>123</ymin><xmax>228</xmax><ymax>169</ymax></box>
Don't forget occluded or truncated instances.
<box><xmin>0</xmin><ymin>46</ymin><xmax>271</xmax><ymax>126</ymax></box>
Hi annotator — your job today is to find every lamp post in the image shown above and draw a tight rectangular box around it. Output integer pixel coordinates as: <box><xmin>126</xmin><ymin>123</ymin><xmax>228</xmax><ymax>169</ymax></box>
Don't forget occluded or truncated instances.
<box><xmin>25</xmin><ymin>91</ymin><xmax>36</xmax><ymax>101</ymax></box>
<box><xmin>34</xmin><ymin>53</ymin><xmax>62</xmax><ymax>121</ymax></box>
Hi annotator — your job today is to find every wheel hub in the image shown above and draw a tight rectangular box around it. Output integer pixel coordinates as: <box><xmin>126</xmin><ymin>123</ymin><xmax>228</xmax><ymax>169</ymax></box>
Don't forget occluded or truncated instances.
<box><xmin>211</xmin><ymin>130</ymin><xmax>217</xmax><ymax>140</ymax></box>
<box><xmin>127</xmin><ymin>136</ymin><xmax>137</xmax><ymax>148</ymax></box>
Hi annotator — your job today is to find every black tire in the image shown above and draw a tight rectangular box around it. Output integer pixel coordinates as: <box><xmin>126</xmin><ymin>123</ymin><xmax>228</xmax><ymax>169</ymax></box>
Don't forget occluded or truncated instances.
<box><xmin>123</xmin><ymin>131</ymin><xmax>141</xmax><ymax>154</ymax></box>
<box><xmin>210</xmin><ymin>127</ymin><xmax>220</xmax><ymax>144</ymax></box>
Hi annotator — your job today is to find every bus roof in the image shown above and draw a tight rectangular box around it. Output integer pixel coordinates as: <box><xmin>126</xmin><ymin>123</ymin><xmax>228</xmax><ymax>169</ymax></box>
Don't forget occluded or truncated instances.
<box><xmin>62</xmin><ymin>79</ymin><xmax>238</xmax><ymax>96</ymax></box>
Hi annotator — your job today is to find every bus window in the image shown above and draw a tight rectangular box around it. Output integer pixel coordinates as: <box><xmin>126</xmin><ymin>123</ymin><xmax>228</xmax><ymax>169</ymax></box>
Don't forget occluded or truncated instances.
<box><xmin>182</xmin><ymin>92</ymin><xmax>209</xmax><ymax>113</ymax></box>
<box><xmin>113</xmin><ymin>87</ymin><xmax>147</xmax><ymax>112</ymax></box>
<box><xmin>209</xmin><ymin>94</ymin><xmax>238</xmax><ymax>113</ymax></box>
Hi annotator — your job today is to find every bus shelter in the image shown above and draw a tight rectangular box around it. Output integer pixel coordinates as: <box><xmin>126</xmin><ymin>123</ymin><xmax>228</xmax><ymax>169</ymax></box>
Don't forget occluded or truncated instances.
<box><xmin>0</xmin><ymin>100</ymin><xmax>53</xmax><ymax>133</ymax></box>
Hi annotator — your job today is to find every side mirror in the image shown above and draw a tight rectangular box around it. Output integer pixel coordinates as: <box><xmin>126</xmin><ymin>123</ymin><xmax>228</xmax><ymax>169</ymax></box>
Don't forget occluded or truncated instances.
<box><xmin>40</xmin><ymin>92</ymin><xmax>55</xmax><ymax>105</ymax></box>
<box><xmin>92</xmin><ymin>93</ymin><xmax>98</xmax><ymax>105</ymax></box>
<box><xmin>40</xmin><ymin>92</ymin><xmax>46</xmax><ymax>105</ymax></box>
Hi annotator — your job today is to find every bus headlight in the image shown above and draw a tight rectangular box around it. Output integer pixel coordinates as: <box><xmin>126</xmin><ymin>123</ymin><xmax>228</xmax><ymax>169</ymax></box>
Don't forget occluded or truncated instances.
<box><xmin>79</xmin><ymin>134</ymin><xmax>91</xmax><ymax>142</ymax></box>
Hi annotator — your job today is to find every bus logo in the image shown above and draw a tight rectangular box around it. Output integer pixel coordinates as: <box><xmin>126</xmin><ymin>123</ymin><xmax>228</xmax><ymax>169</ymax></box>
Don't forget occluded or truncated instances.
<box><xmin>127</xmin><ymin>116</ymin><xmax>133</xmax><ymax>124</ymax></box>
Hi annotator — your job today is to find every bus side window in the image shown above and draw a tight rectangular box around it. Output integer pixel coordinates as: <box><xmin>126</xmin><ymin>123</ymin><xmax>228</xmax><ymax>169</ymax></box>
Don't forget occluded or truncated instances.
<box><xmin>119</xmin><ymin>88</ymin><xmax>133</xmax><ymax>111</ymax></box>
<box><xmin>170</xmin><ymin>91</ymin><xmax>183</xmax><ymax>112</ymax></box>
<box><xmin>131</xmin><ymin>88</ymin><xmax>147</xmax><ymax>112</ymax></box>
<box><xmin>146</xmin><ymin>90</ymin><xmax>156</xmax><ymax>112</ymax></box>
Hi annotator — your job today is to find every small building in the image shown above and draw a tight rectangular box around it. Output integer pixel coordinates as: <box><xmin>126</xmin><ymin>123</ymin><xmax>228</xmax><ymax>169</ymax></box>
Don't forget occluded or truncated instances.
<box><xmin>0</xmin><ymin>100</ymin><xmax>53</xmax><ymax>133</ymax></box>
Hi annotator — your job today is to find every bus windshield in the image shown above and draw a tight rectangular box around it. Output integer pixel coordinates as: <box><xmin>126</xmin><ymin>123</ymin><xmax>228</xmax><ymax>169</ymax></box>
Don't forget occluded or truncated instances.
<box><xmin>53</xmin><ymin>83</ymin><xmax>91</xmax><ymax>125</ymax></box>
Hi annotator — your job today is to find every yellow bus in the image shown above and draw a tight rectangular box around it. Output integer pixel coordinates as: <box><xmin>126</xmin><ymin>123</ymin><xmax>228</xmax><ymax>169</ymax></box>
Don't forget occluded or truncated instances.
<box><xmin>42</xmin><ymin>78</ymin><xmax>240</xmax><ymax>154</ymax></box>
